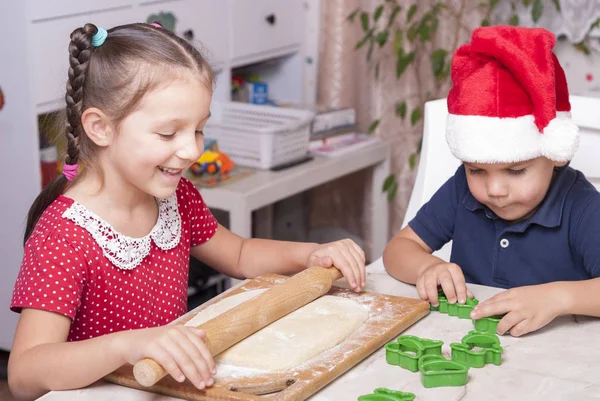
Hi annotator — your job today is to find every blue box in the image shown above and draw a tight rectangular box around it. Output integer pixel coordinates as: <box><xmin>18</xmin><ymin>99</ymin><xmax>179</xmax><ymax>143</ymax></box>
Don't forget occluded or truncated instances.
<box><xmin>246</xmin><ymin>82</ymin><xmax>269</xmax><ymax>105</ymax></box>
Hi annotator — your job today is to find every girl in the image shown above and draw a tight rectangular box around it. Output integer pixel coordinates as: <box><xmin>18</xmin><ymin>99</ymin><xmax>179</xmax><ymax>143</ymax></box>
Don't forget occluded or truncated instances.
<box><xmin>8</xmin><ymin>23</ymin><xmax>366</xmax><ymax>400</ymax></box>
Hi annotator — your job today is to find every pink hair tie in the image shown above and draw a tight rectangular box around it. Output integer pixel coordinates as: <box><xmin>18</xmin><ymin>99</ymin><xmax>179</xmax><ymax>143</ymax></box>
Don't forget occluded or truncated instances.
<box><xmin>63</xmin><ymin>163</ymin><xmax>79</xmax><ymax>182</ymax></box>
<box><xmin>151</xmin><ymin>22</ymin><xmax>163</xmax><ymax>29</ymax></box>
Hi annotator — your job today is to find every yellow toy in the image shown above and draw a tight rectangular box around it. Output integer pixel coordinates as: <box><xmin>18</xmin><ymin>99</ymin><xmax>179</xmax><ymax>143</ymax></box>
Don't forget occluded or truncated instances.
<box><xmin>190</xmin><ymin>150</ymin><xmax>235</xmax><ymax>175</ymax></box>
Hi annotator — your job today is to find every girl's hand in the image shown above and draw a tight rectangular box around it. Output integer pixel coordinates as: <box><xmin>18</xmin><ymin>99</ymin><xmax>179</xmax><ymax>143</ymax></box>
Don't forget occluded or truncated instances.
<box><xmin>416</xmin><ymin>262</ymin><xmax>473</xmax><ymax>307</ymax></box>
<box><xmin>470</xmin><ymin>282</ymin><xmax>567</xmax><ymax>337</ymax></box>
<box><xmin>308</xmin><ymin>239</ymin><xmax>366</xmax><ymax>292</ymax></box>
<box><xmin>121</xmin><ymin>325</ymin><xmax>216</xmax><ymax>390</ymax></box>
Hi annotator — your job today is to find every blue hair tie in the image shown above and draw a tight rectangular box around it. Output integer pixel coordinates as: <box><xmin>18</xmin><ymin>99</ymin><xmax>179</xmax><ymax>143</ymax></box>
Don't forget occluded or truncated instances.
<box><xmin>91</xmin><ymin>27</ymin><xmax>107</xmax><ymax>47</ymax></box>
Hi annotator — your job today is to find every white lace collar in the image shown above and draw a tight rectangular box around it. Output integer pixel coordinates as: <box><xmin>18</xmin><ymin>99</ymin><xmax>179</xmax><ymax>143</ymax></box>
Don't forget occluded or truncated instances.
<box><xmin>62</xmin><ymin>194</ymin><xmax>181</xmax><ymax>270</ymax></box>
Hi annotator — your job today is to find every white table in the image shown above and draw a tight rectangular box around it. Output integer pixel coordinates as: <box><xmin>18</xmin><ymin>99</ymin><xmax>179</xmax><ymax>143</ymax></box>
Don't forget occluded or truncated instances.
<box><xmin>196</xmin><ymin>140</ymin><xmax>391</xmax><ymax>262</ymax></box>
<box><xmin>39</xmin><ymin>273</ymin><xmax>600</xmax><ymax>400</ymax></box>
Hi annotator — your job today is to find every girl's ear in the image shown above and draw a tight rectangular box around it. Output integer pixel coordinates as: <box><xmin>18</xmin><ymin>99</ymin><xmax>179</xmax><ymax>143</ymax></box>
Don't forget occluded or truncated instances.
<box><xmin>81</xmin><ymin>107</ymin><xmax>114</xmax><ymax>147</ymax></box>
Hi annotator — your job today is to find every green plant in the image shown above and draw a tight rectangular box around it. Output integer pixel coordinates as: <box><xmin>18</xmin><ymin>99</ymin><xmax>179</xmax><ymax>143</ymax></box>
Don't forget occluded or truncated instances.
<box><xmin>348</xmin><ymin>0</ymin><xmax>559</xmax><ymax>203</ymax></box>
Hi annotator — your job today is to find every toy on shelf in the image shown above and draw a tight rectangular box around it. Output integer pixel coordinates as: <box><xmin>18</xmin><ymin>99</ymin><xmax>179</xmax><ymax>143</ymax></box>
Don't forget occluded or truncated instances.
<box><xmin>190</xmin><ymin>150</ymin><xmax>235</xmax><ymax>176</ymax></box>
<box><xmin>189</xmin><ymin>139</ymin><xmax>235</xmax><ymax>176</ymax></box>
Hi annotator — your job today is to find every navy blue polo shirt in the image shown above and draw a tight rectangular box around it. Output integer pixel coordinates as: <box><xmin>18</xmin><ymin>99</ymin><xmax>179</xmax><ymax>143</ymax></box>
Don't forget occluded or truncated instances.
<box><xmin>409</xmin><ymin>165</ymin><xmax>600</xmax><ymax>288</ymax></box>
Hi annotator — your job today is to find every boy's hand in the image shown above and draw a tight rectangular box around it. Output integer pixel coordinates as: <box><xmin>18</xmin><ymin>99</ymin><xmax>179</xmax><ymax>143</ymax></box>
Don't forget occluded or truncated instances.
<box><xmin>416</xmin><ymin>262</ymin><xmax>473</xmax><ymax>306</ymax></box>
<box><xmin>308</xmin><ymin>239</ymin><xmax>366</xmax><ymax>292</ymax></box>
<box><xmin>122</xmin><ymin>325</ymin><xmax>216</xmax><ymax>390</ymax></box>
<box><xmin>470</xmin><ymin>282</ymin><xmax>568</xmax><ymax>337</ymax></box>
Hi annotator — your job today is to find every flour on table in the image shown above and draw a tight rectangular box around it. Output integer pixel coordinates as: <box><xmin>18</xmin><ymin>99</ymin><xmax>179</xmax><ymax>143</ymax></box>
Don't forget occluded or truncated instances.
<box><xmin>185</xmin><ymin>289</ymin><xmax>369</xmax><ymax>371</ymax></box>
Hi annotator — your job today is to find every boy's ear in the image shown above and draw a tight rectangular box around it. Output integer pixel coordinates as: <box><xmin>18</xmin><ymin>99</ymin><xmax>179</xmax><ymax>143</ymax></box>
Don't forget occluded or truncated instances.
<box><xmin>80</xmin><ymin>107</ymin><xmax>114</xmax><ymax>147</ymax></box>
<box><xmin>552</xmin><ymin>160</ymin><xmax>569</xmax><ymax>168</ymax></box>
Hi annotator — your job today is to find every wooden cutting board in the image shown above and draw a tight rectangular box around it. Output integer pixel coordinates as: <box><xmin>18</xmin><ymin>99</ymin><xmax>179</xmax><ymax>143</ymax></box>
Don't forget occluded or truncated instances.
<box><xmin>105</xmin><ymin>274</ymin><xmax>429</xmax><ymax>400</ymax></box>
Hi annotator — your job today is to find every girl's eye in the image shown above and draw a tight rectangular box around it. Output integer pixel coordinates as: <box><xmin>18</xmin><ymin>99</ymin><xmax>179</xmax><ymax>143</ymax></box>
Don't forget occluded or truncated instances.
<box><xmin>507</xmin><ymin>168</ymin><xmax>526</xmax><ymax>176</ymax></box>
<box><xmin>158</xmin><ymin>133</ymin><xmax>176</xmax><ymax>140</ymax></box>
<box><xmin>467</xmin><ymin>168</ymin><xmax>482</xmax><ymax>175</ymax></box>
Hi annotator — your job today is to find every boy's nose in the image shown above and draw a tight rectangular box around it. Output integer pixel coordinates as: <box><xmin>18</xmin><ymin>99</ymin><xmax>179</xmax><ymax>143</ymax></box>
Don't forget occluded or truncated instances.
<box><xmin>486</xmin><ymin>179</ymin><xmax>508</xmax><ymax>198</ymax></box>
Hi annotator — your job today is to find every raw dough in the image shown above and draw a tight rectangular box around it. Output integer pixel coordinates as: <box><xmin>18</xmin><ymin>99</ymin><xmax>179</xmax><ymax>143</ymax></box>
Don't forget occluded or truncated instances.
<box><xmin>185</xmin><ymin>289</ymin><xmax>268</xmax><ymax>327</ymax></box>
<box><xmin>185</xmin><ymin>289</ymin><xmax>369</xmax><ymax>371</ymax></box>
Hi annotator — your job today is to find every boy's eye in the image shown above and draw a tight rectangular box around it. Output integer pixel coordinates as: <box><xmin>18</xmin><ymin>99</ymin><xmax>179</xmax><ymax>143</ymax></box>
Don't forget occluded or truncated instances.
<box><xmin>158</xmin><ymin>133</ymin><xmax>176</xmax><ymax>140</ymax></box>
<box><xmin>195</xmin><ymin>130</ymin><xmax>204</xmax><ymax>136</ymax></box>
<box><xmin>467</xmin><ymin>168</ymin><xmax>483</xmax><ymax>175</ymax></box>
<box><xmin>507</xmin><ymin>168</ymin><xmax>526</xmax><ymax>176</ymax></box>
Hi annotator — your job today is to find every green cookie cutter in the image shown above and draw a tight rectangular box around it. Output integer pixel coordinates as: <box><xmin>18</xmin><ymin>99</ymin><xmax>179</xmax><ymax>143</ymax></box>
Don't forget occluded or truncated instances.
<box><xmin>472</xmin><ymin>315</ymin><xmax>503</xmax><ymax>334</ymax></box>
<box><xmin>385</xmin><ymin>335</ymin><xmax>443</xmax><ymax>372</ymax></box>
<box><xmin>430</xmin><ymin>290</ymin><xmax>479</xmax><ymax>319</ymax></box>
<box><xmin>450</xmin><ymin>330</ymin><xmax>503</xmax><ymax>368</ymax></box>
<box><xmin>419</xmin><ymin>356</ymin><xmax>469</xmax><ymax>388</ymax></box>
<box><xmin>357</xmin><ymin>388</ymin><xmax>416</xmax><ymax>401</ymax></box>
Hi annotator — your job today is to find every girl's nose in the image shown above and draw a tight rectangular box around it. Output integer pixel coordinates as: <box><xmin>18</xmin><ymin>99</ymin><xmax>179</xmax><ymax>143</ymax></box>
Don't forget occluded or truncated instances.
<box><xmin>175</xmin><ymin>133</ymin><xmax>202</xmax><ymax>162</ymax></box>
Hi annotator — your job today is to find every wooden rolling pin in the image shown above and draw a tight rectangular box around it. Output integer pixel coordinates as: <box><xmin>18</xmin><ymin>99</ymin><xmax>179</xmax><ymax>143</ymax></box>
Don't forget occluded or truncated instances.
<box><xmin>133</xmin><ymin>266</ymin><xmax>343</xmax><ymax>387</ymax></box>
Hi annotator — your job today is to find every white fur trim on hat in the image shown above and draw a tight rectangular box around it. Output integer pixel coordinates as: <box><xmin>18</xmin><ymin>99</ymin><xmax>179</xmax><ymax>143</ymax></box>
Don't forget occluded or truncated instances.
<box><xmin>446</xmin><ymin>111</ymin><xmax>578</xmax><ymax>163</ymax></box>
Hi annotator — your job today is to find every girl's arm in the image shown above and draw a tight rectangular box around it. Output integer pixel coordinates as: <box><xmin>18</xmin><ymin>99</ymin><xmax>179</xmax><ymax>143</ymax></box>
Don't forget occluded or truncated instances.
<box><xmin>9</xmin><ymin>309</ymin><xmax>129</xmax><ymax>400</ymax></box>
<box><xmin>9</xmin><ymin>309</ymin><xmax>215</xmax><ymax>400</ymax></box>
<box><xmin>191</xmin><ymin>225</ymin><xmax>317</xmax><ymax>279</ymax></box>
<box><xmin>191</xmin><ymin>224</ymin><xmax>366</xmax><ymax>289</ymax></box>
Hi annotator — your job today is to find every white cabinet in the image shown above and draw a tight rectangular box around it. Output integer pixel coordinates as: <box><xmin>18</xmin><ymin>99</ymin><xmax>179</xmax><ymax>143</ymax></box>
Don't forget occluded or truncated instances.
<box><xmin>30</xmin><ymin>0</ymin><xmax>230</xmax><ymax>113</ymax></box>
<box><xmin>0</xmin><ymin>0</ymin><xmax>318</xmax><ymax>350</ymax></box>
<box><xmin>137</xmin><ymin>0</ymin><xmax>229</xmax><ymax>66</ymax></box>
<box><xmin>0</xmin><ymin>2</ymin><xmax>43</xmax><ymax>351</ymax></box>
<box><xmin>229</xmin><ymin>0</ymin><xmax>303</xmax><ymax>66</ymax></box>
<box><xmin>30</xmin><ymin>8</ymin><xmax>135</xmax><ymax>113</ymax></box>
<box><xmin>27</xmin><ymin>0</ymin><xmax>132</xmax><ymax>21</ymax></box>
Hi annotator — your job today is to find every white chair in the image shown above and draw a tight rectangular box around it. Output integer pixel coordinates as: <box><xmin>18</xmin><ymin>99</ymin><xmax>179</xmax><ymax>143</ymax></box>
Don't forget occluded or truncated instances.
<box><xmin>569</xmin><ymin>96</ymin><xmax>600</xmax><ymax>190</ymax></box>
<box><xmin>367</xmin><ymin>95</ymin><xmax>600</xmax><ymax>273</ymax></box>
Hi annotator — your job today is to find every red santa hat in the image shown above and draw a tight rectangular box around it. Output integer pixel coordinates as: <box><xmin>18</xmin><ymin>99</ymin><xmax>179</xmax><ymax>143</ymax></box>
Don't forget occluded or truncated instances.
<box><xmin>446</xmin><ymin>26</ymin><xmax>579</xmax><ymax>163</ymax></box>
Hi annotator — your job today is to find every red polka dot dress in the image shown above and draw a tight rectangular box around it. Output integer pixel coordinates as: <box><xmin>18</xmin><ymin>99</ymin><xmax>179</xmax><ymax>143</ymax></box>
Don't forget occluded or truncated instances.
<box><xmin>11</xmin><ymin>178</ymin><xmax>217</xmax><ymax>342</ymax></box>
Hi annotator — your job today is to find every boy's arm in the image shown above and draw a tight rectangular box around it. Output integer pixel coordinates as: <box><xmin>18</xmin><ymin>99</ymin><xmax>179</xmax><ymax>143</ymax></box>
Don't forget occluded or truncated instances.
<box><xmin>470</xmin><ymin>278</ymin><xmax>600</xmax><ymax>337</ymax></box>
<box><xmin>561</xmin><ymin>278</ymin><xmax>600</xmax><ymax>316</ymax></box>
<box><xmin>383</xmin><ymin>168</ymin><xmax>464</xmax><ymax>284</ymax></box>
<box><xmin>383</xmin><ymin>225</ymin><xmax>444</xmax><ymax>284</ymax></box>
<box><xmin>566</xmin><ymin>191</ymin><xmax>600</xmax><ymax>315</ymax></box>
<box><xmin>383</xmin><ymin>224</ymin><xmax>472</xmax><ymax>305</ymax></box>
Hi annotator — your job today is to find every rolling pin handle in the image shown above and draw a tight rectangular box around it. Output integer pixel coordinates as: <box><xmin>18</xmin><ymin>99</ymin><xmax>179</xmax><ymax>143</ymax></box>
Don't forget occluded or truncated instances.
<box><xmin>133</xmin><ymin>358</ymin><xmax>167</xmax><ymax>387</ymax></box>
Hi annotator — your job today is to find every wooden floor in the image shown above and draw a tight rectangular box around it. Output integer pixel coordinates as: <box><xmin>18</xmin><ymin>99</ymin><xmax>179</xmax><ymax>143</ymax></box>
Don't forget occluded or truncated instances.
<box><xmin>0</xmin><ymin>350</ymin><xmax>16</xmax><ymax>401</ymax></box>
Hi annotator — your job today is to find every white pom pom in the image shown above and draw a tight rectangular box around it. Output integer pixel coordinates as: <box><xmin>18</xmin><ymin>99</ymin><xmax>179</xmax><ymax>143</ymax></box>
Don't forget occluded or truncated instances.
<box><xmin>541</xmin><ymin>116</ymin><xmax>579</xmax><ymax>162</ymax></box>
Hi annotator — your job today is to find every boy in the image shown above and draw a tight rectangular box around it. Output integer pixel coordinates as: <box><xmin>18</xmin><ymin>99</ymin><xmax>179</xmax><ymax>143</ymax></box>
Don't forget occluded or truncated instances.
<box><xmin>383</xmin><ymin>26</ymin><xmax>600</xmax><ymax>337</ymax></box>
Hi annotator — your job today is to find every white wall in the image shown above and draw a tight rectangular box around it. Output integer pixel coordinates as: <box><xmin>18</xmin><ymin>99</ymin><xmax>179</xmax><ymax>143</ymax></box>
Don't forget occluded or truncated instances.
<box><xmin>0</xmin><ymin>1</ymin><xmax>42</xmax><ymax>350</ymax></box>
